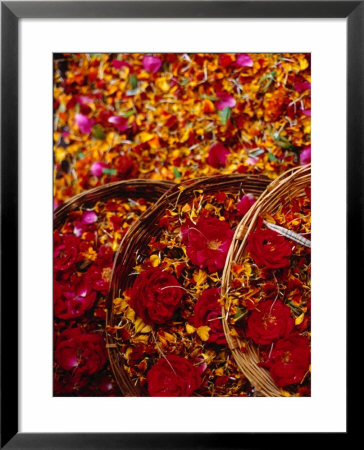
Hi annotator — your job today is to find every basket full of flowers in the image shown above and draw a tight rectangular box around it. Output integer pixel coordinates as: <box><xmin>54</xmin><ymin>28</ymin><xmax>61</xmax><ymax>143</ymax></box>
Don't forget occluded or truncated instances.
<box><xmin>221</xmin><ymin>164</ymin><xmax>311</xmax><ymax>397</ymax></box>
<box><xmin>53</xmin><ymin>179</ymin><xmax>173</xmax><ymax>396</ymax></box>
<box><xmin>106</xmin><ymin>174</ymin><xmax>271</xmax><ymax>396</ymax></box>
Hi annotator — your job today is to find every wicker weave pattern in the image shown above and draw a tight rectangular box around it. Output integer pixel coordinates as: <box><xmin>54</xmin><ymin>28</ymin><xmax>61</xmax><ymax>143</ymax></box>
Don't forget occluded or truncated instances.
<box><xmin>221</xmin><ymin>164</ymin><xmax>311</xmax><ymax>397</ymax></box>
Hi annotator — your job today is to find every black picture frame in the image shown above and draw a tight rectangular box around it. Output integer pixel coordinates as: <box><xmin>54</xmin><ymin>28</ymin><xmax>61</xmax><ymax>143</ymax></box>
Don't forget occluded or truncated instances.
<box><xmin>1</xmin><ymin>1</ymin><xmax>357</xmax><ymax>448</ymax></box>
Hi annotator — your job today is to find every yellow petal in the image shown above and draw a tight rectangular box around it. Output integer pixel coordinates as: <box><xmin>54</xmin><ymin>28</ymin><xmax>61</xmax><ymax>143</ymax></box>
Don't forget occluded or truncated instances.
<box><xmin>197</xmin><ymin>326</ymin><xmax>210</xmax><ymax>341</ymax></box>
<box><xmin>295</xmin><ymin>312</ymin><xmax>305</xmax><ymax>325</ymax></box>
<box><xmin>193</xmin><ymin>269</ymin><xmax>208</xmax><ymax>286</ymax></box>
<box><xmin>186</xmin><ymin>323</ymin><xmax>196</xmax><ymax>334</ymax></box>
<box><xmin>138</xmin><ymin>131</ymin><xmax>154</xmax><ymax>143</ymax></box>
<box><xmin>150</xmin><ymin>254</ymin><xmax>160</xmax><ymax>267</ymax></box>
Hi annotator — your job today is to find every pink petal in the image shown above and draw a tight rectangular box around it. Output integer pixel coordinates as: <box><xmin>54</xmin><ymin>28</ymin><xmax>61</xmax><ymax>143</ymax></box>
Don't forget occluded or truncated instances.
<box><xmin>75</xmin><ymin>113</ymin><xmax>93</xmax><ymax>134</ymax></box>
<box><xmin>142</xmin><ymin>55</ymin><xmax>162</xmax><ymax>74</ymax></box>
<box><xmin>78</xmin><ymin>95</ymin><xmax>93</xmax><ymax>104</ymax></box>
<box><xmin>236</xmin><ymin>54</ymin><xmax>253</xmax><ymax>67</ymax></box>
<box><xmin>81</xmin><ymin>211</ymin><xmax>98</xmax><ymax>225</ymax></box>
<box><xmin>73</xmin><ymin>222</ymin><xmax>84</xmax><ymax>237</ymax></box>
<box><xmin>207</xmin><ymin>142</ymin><xmax>230</xmax><ymax>168</ymax></box>
<box><xmin>90</xmin><ymin>161</ymin><xmax>108</xmax><ymax>177</ymax></box>
<box><xmin>237</xmin><ymin>194</ymin><xmax>256</xmax><ymax>216</ymax></box>
<box><xmin>107</xmin><ymin>115</ymin><xmax>129</xmax><ymax>132</ymax></box>
<box><xmin>216</xmin><ymin>92</ymin><xmax>236</xmax><ymax>111</ymax></box>
<box><xmin>300</xmin><ymin>146</ymin><xmax>311</xmax><ymax>165</ymax></box>
<box><xmin>302</xmin><ymin>109</ymin><xmax>311</xmax><ymax>117</ymax></box>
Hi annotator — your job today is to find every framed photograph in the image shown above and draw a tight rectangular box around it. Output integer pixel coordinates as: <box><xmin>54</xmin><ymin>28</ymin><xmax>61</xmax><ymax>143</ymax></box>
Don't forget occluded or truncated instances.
<box><xmin>1</xmin><ymin>1</ymin><xmax>357</xmax><ymax>448</ymax></box>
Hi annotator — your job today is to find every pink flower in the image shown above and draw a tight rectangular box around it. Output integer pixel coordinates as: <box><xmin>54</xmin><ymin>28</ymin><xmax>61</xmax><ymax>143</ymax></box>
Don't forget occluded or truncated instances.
<box><xmin>302</xmin><ymin>109</ymin><xmax>311</xmax><ymax>117</ymax></box>
<box><xmin>237</xmin><ymin>194</ymin><xmax>256</xmax><ymax>216</ymax></box>
<box><xmin>300</xmin><ymin>146</ymin><xmax>311</xmax><ymax>165</ymax></box>
<box><xmin>107</xmin><ymin>115</ymin><xmax>129</xmax><ymax>132</ymax></box>
<box><xmin>207</xmin><ymin>142</ymin><xmax>230</xmax><ymax>168</ymax></box>
<box><xmin>142</xmin><ymin>55</ymin><xmax>162</xmax><ymax>73</ymax></box>
<box><xmin>236</xmin><ymin>54</ymin><xmax>254</xmax><ymax>67</ymax></box>
<box><xmin>75</xmin><ymin>113</ymin><xmax>93</xmax><ymax>134</ymax></box>
<box><xmin>215</xmin><ymin>92</ymin><xmax>236</xmax><ymax>111</ymax></box>
<box><xmin>181</xmin><ymin>215</ymin><xmax>234</xmax><ymax>273</ymax></box>
<box><xmin>90</xmin><ymin>161</ymin><xmax>108</xmax><ymax>177</ymax></box>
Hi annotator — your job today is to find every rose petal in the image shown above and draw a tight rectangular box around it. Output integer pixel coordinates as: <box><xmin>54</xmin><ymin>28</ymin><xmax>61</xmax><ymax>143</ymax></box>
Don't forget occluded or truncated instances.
<box><xmin>107</xmin><ymin>115</ymin><xmax>129</xmax><ymax>132</ymax></box>
<box><xmin>236</xmin><ymin>54</ymin><xmax>253</xmax><ymax>67</ymax></box>
<box><xmin>75</xmin><ymin>113</ymin><xmax>93</xmax><ymax>134</ymax></box>
<box><xmin>78</xmin><ymin>95</ymin><xmax>93</xmax><ymax>105</ymax></box>
<box><xmin>111</xmin><ymin>59</ymin><xmax>132</xmax><ymax>70</ymax></box>
<box><xmin>300</xmin><ymin>146</ymin><xmax>311</xmax><ymax>165</ymax></box>
<box><xmin>142</xmin><ymin>55</ymin><xmax>162</xmax><ymax>73</ymax></box>
<box><xmin>90</xmin><ymin>161</ymin><xmax>108</xmax><ymax>177</ymax></box>
<box><xmin>215</xmin><ymin>92</ymin><xmax>236</xmax><ymax>111</ymax></box>
<box><xmin>81</xmin><ymin>211</ymin><xmax>98</xmax><ymax>225</ymax></box>
<box><xmin>237</xmin><ymin>194</ymin><xmax>256</xmax><ymax>216</ymax></box>
<box><xmin>207</xmin><ymin>142</ymin><xmax>230</xmax><ymax>168</ymax></box>
<box><xmin>295</xmin><ymin>81</ymin><xmax>311</xmax><ymax>93</ymax></box>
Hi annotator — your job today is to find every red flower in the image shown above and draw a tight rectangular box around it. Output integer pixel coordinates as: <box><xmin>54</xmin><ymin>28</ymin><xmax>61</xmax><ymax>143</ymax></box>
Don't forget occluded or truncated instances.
<box><xmin>55</xmin><ymin>328</ymin><xmax>107</xmax><ymax>375</ymax></box>
<box><xmin>237</xmin><ymin>193</ymin><xmax>256</xmax><ymax>216</ymax></box>
<box><xmin>247</xmin><ymin>229</ymin><xmax>292</xmax><ymax>269</ymax></box>
<box><xmin>207</xmin><ymin>142</ymin><xmax>230</xmax><ymax>168</ymax></box>
<box><xmin>129</xmin><ymin>268</ymin><xmax>183</xmax><ymax>325</ymax></box>
<box><xmin>260</xmin><ymin>335</ymin><xmax>310</xmax><ymax>387</ymax></box>
<box><xmin>85</xmin><ymin>264</ymin><xmax>112</xmax><ymax>295</ymax></box>
<box><xmin>147</xmin><ymin>355</ymin><xmax>202</xmax><ymax>397</ymax></box>
<box><xmin>246</xmin><ymin>300</ymin><xmax>294</xmax><ymax>345</ymax></box>
<box><xmin>193</xmin><ymin>288</ymin><xmax>226</xmax><ymax>344</ymax></box>
<box><xmin>54</xmin><ymin>278</ymin><xmax>97</xmax><ymax>319</ymax></box>
<box><xmin>181</xmin><ymin>215</ymin><xmax>233</xmax><ymax>273</ymax></box>
<box><xmin>54</xmin><ymin>233</ymin><xmax>80</xmax><ymax>271</ymax></box>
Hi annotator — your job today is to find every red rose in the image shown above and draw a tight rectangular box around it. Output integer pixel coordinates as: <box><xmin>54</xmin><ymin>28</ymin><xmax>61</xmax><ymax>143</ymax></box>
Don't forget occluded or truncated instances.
<box><xmin>129</xmin><ymin>268</ymin><xmax>183</xmax><ymax>325</ymax></box>
<box><xmin>259</xmin><ymin>335</ymin><xmax>310</xmax><ymax>387</ymax></box>
<box><xmin>181</xmin><ymin>215</ymin><xmax>234</xmax><ymax>273</ymax></box>
<box><xmin>147</xmin><ymin>355</ymin><xmax>202</xmax><ymax>397</ymax></box>
<box><xmin>55</xmin><ymin>328</ymin><xmax>107</xmax><ymax>376</ymax></box>
<box><xmin>85</xmin><ymin>264</ymin><xmax>112</xmax><ymax>295</ymax></box>
<box><xmin>247</xmin><ymin>229</ymin><xmax>292</xmax><ymax>269</ymax></box>
<box><xmin>246</xmin><ymin>300</ymin><xmax>294</xmax><ymax>345</ymax></box>
<box><xmin>193</xmin><ymin>288</ymin><xmax>226</xmax><ymax>344</ymax></box>
<box><xmin>207</xmin><ymin>142</ymin><xmax>230</xmax><ymax>168</ymax></box>
<box><xmin>54</xmin><ymin>278</ymin><xmax>97</xmax><ymax>319</ymax></box>
<box><xmin>54</xmin><ymin>233</ymin><xmax>80</xmax><ymax>271</ymax></box>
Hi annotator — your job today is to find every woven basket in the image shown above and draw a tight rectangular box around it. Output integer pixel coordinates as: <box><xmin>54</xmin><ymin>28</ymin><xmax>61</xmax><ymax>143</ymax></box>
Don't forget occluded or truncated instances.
<box><xmin>221</xmin><ymin>164</ymin><xmax>311</xmax><ymax>397</ymax></box>
<box><xmin>106</xmin><ymin>174</ymin><xmax>271</xmax><ymax>396</ymax></box>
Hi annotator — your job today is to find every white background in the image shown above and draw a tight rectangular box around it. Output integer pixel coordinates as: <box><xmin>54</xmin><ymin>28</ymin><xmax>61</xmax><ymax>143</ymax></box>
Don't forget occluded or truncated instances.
<box><xmin>19</xmin><ymin>18</ymin><xmax>347</xmax><ymax>432</ymax></box>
